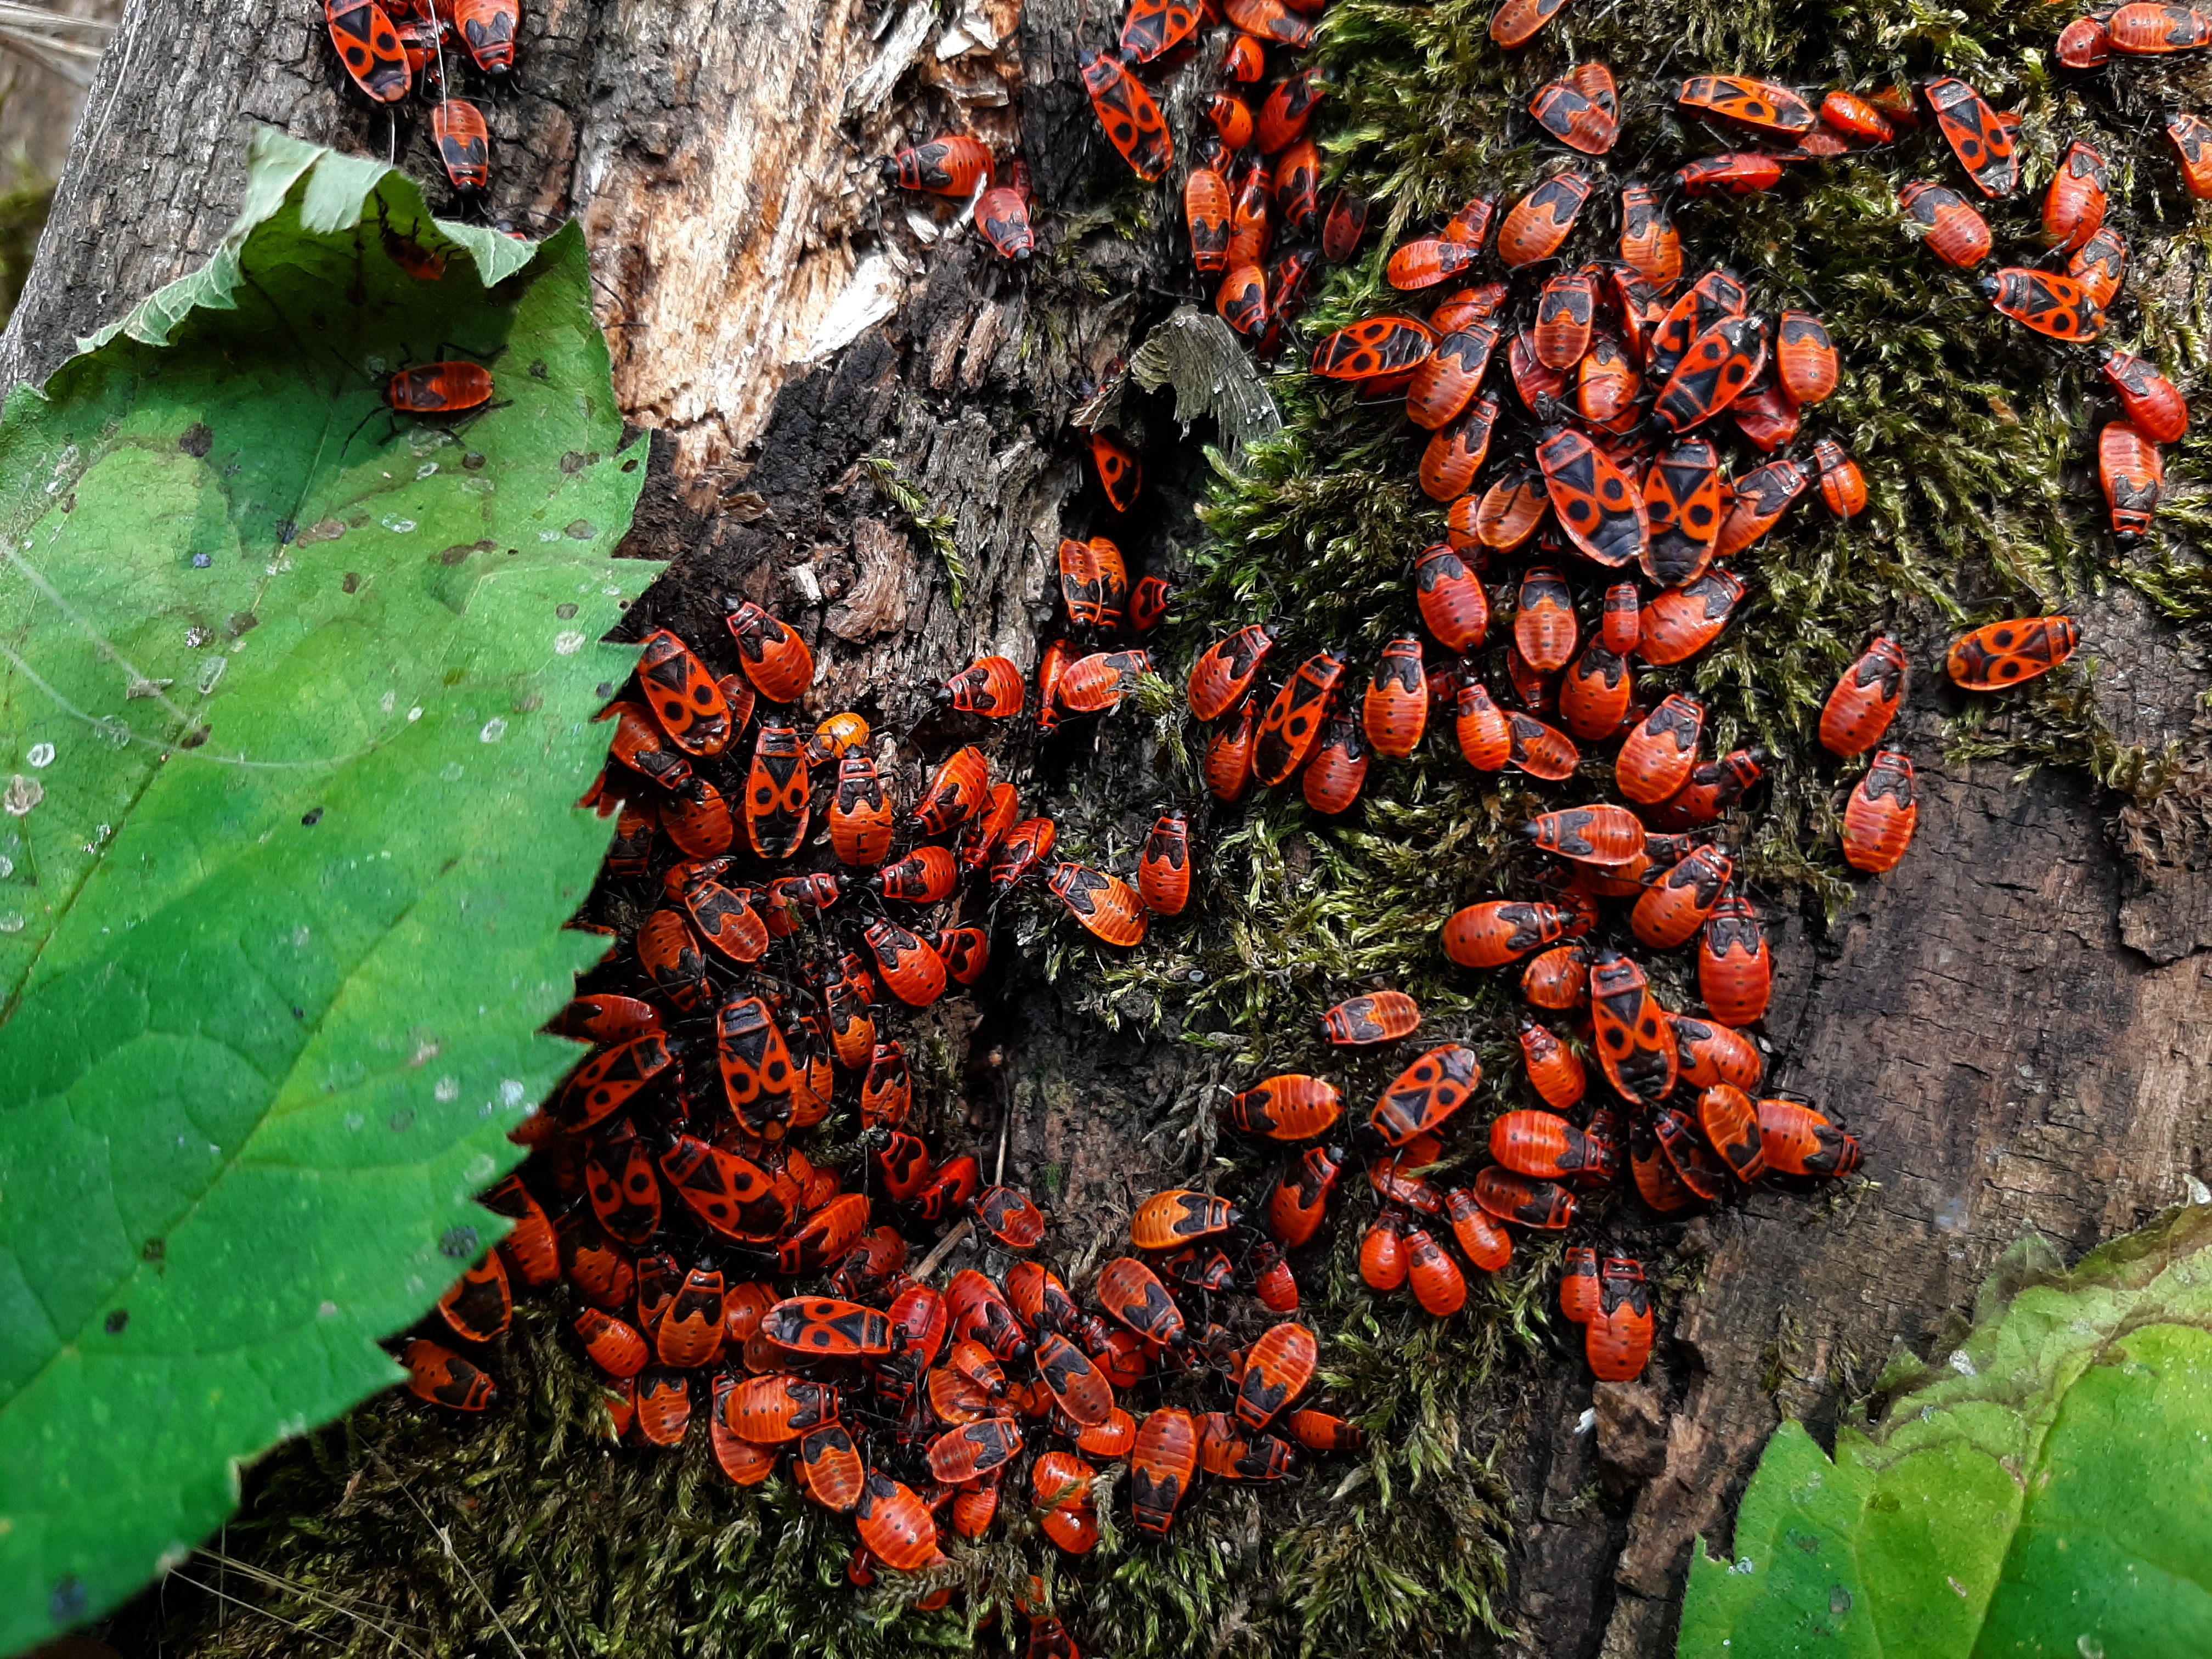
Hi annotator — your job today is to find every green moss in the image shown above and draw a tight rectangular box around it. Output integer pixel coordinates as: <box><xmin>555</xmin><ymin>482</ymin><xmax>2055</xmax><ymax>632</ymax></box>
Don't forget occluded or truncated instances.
<box><xmin>0</xmin><ymin>145</ymin><xmax>53</xmax><ymax>324</ymax></box>
<box><xmin>864</xmin><ymin>455</ymin><xmax>968</xmax><ymax>606</ymax></box>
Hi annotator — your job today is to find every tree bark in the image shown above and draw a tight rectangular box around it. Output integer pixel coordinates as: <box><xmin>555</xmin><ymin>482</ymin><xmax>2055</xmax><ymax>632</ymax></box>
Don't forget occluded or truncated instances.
<box><xmin>18</xmin><ymin>2</ymin><xmax>2212</xmax><ymax>1656</ymax></box>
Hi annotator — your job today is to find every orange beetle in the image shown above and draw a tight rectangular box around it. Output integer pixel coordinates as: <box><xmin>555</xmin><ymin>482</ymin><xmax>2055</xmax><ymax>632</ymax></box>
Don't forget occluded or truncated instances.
<box><xmin>1899</xmin><ymin>179</ymin><xmax>1992</xmax><ymax>268</ymax></box>
<box><xmin>1521</xmin><ymin>803</ymin><xmax>1644</xmax><ymax>865</ymax></box>
<box><xmin>883</xmin><ymin>135</ymin><xmax>991</xmax><ymax>195</ymax></box>
<box><xmin>1814</xmin><ymin>438</ymin><xmax>1868</xmax><ymax>517</ymax></box>
<box><xmin>1138</xmin><ymin>810</ymin><xmax>1192</xmax><ymax>916</ymax></box>
<box><xmin>1189</xmin><ymin>623</ymin><xmax>1279</xmax><ymax>722</ymax></box>
<box><xmin>1420</xmin><ymin>392</ymin><xmax>1504</xmax><ymax>501</ymax></box>
<box><xmin>1254</xmin><ymin>650</ymin><xmax>1348</xmax><ymax>785</ymax></box>
<box><xmin>1674</xmin><ymin>1012</ymin><xmax>1765</xmax><ymax>1094</ymax></box>
<box><xmin>1615</xmin><ymin>694</ymin><xmax>1703</xmax><ymax>805</ymax></box>
<box><xmin>1453</xmin><ymin>681</ymin><xmax>1513</xmax><ymax>771</ymax></box>
<box><xmin>1558</xmin><ymin>642</ymin><xmax>1633</xmax><ymax>743</ymax></box>
<box><xmin>1756</xmin><ymin>1098</ymin><xmax>1863</xmax><ymax>1177</ymax></box>
<box><xmin>866</xmin><ymin>917</ymin><xmax>949</xmax><ymax>1006</ymax></box>
<box><xmin>740</xmin><ymin>724</ymin><xmax>810</xmax><ymax>860</ymax></box>
<box><xmin>1716</xmin><ymin>456</ymin><xmax>1809</xmax><ymax>557</ymax></box>
<box><xmin>1077</xmin><ymin>1407</ymin><xmax>1139</xmax><ymax>1458</ymax></box>
<box><xmin>2098</xmin><ymin>349</ymin><xmax>2189</xmax><ymax>444</ymax></box>
<box><xmin>991</xmin><ymin>816</ymin><xmax>1058</xmax><ymax>891</ymax></box>
<box><xmin>1697</xmin><ymin>1083</ymin><xmax>1768</xmax><ymax>1182</ymax></box>
<box><xmin>1205</xmin><ymin>697</ymin><xmax>1260</xmax><ymax>802</ymax></box>
<box><xmin>1820</xmin><ymin>634</ymin><xmax>1908</xmax><ymax>757</ymax></box>
<box><xmin>1415</xmin><ymin>544</ymin><xmax>1491</xmax><ymax>651</ymax></box>
<box><xmin>1489</xmin><ymin>0</ymin><xmax>1571</xmax><ymax>45</ymax></box>
<box><xmin>927</xmin><ymin>1418</ymin><xmax>1024</xmax><ymax>1485</ymax></box>
<box><xmin>1842</xmin><ymin>749</ymin><xmax>1918</xmax><ymax>874</ymax></box>
<box><xmin>2166</xmin><ymin>109</ymin><xmax>2212</xmax><ymax>197</ymax></box>
<box><xmin>722</xmin><ymin>1373</ymin><xmax>838</xmax><ymax>1444</ymax></box>
<box><xmin>1130</xmin><ymin>1408</ymin><xmax>1201</xmax><ymax>1532</ymax></box>
<box><xmin>1048</xmin><ymin>862</ymin><xmax>1149</xmax><ymax>947</ymax></box>
<box><xmin>1286</xmin><ymin>1410</ymin><xmax>1368</xmax><ymax>1455</ymax></box>
<box><xmin>1097</xmin><ymin>1256</ymin><xmax>1186</xmax><ymax>1346</ymax></box>
<box><xmin>1302</xmin><ymin>713</ymin><xmax>1370</xmax><ymax>814</ymax></box>
<box><xmin>1311</xmin><ymin>315</ymin><xmax>1436</xmax><ymax>380</ymax></box>
<box><xmin>1034</xmin><ymin>1446</ymin><xmax>1099</xmax><ymax>1513</ymax></box>
<box><xmin>1514</xmin><ymin>567</ymin><xmax>1578</xmax><ymax>672</ymax></box>
<box><xmin>1521</xmin><ymin>943</ymin><xmax>1588</xmax><ymax>1011</ymax></box>
<box><xmin>2100</xmin><ymin>422</ymin><xmax>2163</xmax><ymax>544</ymax></box>
<box><xmin>1443</xmin><ymin>901</ymin><xmax>1572</xmax><ymax>969</ymax></box>
<box><xmin>1363</xmin><ymin>636</ymin><xmax>1431</xmax><ymax>759</ymax></box>
<box><xmin>1056</xmin><ymin>649</ymin><xmax>1150</xmax><ymax>715</ymax></box>
<box><xmin>1267</xmin><ymin>1145</ymin><xmax>1345</xmax><ymax>1246</ymax></box>
<box><xmin>1534</xmin><ymin>269</ymin><xmax>1598</xmax><ymax>369</ymax></box>
<box><xmin>1323</xmin><ymin>990</ymin><xmax>1419</xmax><ymax>1046</ymax></box>
<box><xmin>1498</xmin><ymin>171</ymin><xmax>1592</xmax><ymax>266</ymax></box>
<box><xmin>1370</xmin><ymin>1044</ymin><xmax>1483</xmax><ymax>1144</ymax></box>
<box><xmin>1630</xmin><ymin>1114</ymin><xmax>1700</xmax><ymax>1212</ymax></box>
<box><xmin>1698</xmin><ymin>894</ymin><xmax>1772</xmax><ymax>1027</ymax></box>
<box><xmin>1774</xmin><ymin>311</ymin><xmax>1839</xmax><ymax>404</ymax></box>
<box><xmin>1036</xmin><ymin>1333</ymin><xmax>1116</xmax><ymax>1427</ymax></box>
<box><xmin>1946</xmin><ymin>616</ymin><xmax>2079</xmax><ymax>691</ymax></box>
<box><xmin>1531</xmin><ymin>66</ymin><xmax>1619</xmax><ymax>154</ymax></box>
<box><xmin>1585</xmin><ymin>1257</ymin><xmax>1654</xmax><ymax>1380</ymax></box>
<box><xmin>655</xmin><ymin>1267</ymin><xmax>727</xmax><ymax>1368</ymax></box>
<box><xmin>1234</xmin><ymin>1321</ymin><xmax>1318</xmax><ymax>1428</ymax></box>
<box><xmin>1639</xmin><ymin>571</ymin><xmax>1744</xmax><ymax>667</ymax></box>
<box><xmin>1578</xmin><ymin>335</ymin><xmax>1642</xmax><ymax>433</ymax></box>
<box><xmin>1229</xmin><ymin>1073</ymin><xmax>1344</xmax><ymax>1138</ymax></box>
<box><xmin>634</xmin><ymin>628</ymin><xmax>732</xmax><ymax>757</ymax></box>
<box><xmin>1618</xmin><ymin>182</ymin><xmax>1681</xmax><ymax>286</ymax></box>
<box><xmin>939</xmin><ymin>654</ymin><xmax>1025</xmax><ymax>718</ymax></box>
<box><xmin>1471</xmin><ymin>1166</ymin><xmax>1577</xmax><ymax>1229</ymax></box>
<box><xmin>792</xmin><ymin>1423</ymin><xmax>865</xmax><ymax>1511</ymax></box>
<box><xmin>1360</xmin><ymin>1210</ymin><xmax>1408</xmax><ymax>1289</ymax></box>
<box><xmin>1517</xmin><ymin>1017</ymin><xmax>1587</xmax><ymax>1110</ymax></box>
<box><xmin>1588</xmin><ymin>948</ymin><xmax>1678</xmax><ymax>1104</ymax></box>
<box><xmin>1475</xmin><ymin>469</ymin><xmax>1550</xmax><ymax>550</ymax></box>
<box><xmin>1406</xmin><ymin>323</ymin><xmax>1499</xmax><ymax>428</ymax></box>
<box><xmin>1386</xmin><ymin>235</ymin><xmax>1484</xmax><ymax>290</ymax></box>
<box><xmin>1489</xmin><ymin>1108</ymin><xmax>1609</xmax><ymax>1181</ymax></box>
<box><xmin>1131</xmin><ymin>1189</ymin><xmax>1240</xmax><ymax>1250</ymax></box>
<box><xmin>1441</xmin><ymin>1187</ymin><xmax>1511</xmax><ymax>1271</ymax></box>
<box><xmin>1544</xmin><ymin>1249</ymin><xmax>1596</xmax><ymax>1333</ymax></box>
<box><xmin>723</xmin><ymin>600</ymin><xmax>814</xmax><ymax>703</ymax></box>
<box><xmin>1403</xmin><ymin>1227</ymin><xmax>1467</xmax><ymax>1315</ymax></box>
<box><xmin>2042</xmin><ymin>138</ymin><xmax>2109</xmax><ymax>251</ymax></box>
<box><xmin>1630</xmin><ymin>844</ymin><xmax>1734</xmax><ymax>950</ymax></box>
<box><xmin>574</xmin><ymin>1306</ymin><xmax>649</xmax><ymax>1378</ymax></box>
<box><xmin>1643</xmin><ymin>437</ymin><xmax>1725</xmax><ymax>587</ymax></box>
<box><xmin>859</xmin><ymin>1039</ymin><xmax>912</xmax><ymax>1130</ymax></box>
<box><xmin>855</xmin><ymin>1469</ymin><xmax>942</xmax><ymax>1571</ymax></box>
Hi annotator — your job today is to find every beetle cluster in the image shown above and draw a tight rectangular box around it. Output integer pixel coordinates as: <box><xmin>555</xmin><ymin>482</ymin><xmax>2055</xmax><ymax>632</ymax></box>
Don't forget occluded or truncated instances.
<box><xmin>392</xmin><ymin>568</ymin><xmax>1393</xmax><ymax>1651</ymax></box>
<box><xmin>881</xmin><ymin>139</ymin><xmax>1041</xmax><ymax>263</ymax></box>
<box><xmin>322</xmin><ymin>0</ymin><xmax>518</xmax><ymax>199</ymax></box>
<box><xmin>370</xmin><ymin>0</ymin><xmax>2203</xmax><ymax>1647</ymax></box>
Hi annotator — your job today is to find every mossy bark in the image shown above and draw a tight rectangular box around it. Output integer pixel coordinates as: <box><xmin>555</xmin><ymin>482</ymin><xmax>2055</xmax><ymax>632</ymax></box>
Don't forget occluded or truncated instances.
<box><xmin>14</xmin><ymin>0</ymin><xmax>2212</xmax><ymax>1655</ymax></box>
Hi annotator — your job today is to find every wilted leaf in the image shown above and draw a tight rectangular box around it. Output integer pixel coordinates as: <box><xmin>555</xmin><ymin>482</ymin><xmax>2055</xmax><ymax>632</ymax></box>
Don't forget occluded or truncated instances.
<box><xmin>1128</xmin><ymin>306</ymin><xmax>1283</xmax><ymax>461</ymax></box>
<box><xmin>0</xmin><ymin>128</ymin><xmax>651</xmax><ymax>1652</ymax></box>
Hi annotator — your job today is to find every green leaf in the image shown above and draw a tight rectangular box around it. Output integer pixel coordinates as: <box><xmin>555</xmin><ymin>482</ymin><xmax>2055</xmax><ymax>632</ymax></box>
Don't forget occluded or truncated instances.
<box><xmin>1678</xmin><ymin>1204</ymin><xmax>2212</xmax><ymax>1658</ymax></box>
<box><xmin>0</xmin><ymin>127</ymin><xmax>651</xmax><ymax>1652</ymax></box>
